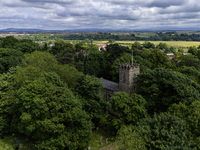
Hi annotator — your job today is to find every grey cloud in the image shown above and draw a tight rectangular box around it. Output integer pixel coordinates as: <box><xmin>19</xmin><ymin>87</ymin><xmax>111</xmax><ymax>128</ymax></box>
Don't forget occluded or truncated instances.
<box><xmin>21</xmin><ymin>0</ymin><xmax>74</xmax><ymax>4</ymax></box>
<box><xmin>0</xmin><ymin>0</ymin><xmax>200</xmax><ymax>30</ymax></box>
<box><xmin>148</xmin><ymin>0</ymin><xmax>187</xmax><ymax>8</ymax></box>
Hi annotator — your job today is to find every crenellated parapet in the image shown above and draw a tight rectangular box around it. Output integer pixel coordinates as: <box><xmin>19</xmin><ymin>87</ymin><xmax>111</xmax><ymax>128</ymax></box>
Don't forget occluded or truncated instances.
<box><xmin>119</xmin><ymin>64</ymin><xmax>140</xmax><ymax>70</ymax></box>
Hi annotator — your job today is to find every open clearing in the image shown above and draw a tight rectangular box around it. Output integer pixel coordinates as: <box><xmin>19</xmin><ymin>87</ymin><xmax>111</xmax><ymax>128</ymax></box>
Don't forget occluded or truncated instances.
<box><xmin>94</xmin><ymin>41</ymin><xmax>200</xmax><ymax>49</ymax></box>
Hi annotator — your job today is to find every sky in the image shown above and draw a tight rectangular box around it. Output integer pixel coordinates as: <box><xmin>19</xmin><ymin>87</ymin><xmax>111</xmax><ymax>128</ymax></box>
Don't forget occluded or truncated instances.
<box><xmin>0</xmin><ymin>0</ymin><xmax>200</xmax><ymax>31</ymax></box>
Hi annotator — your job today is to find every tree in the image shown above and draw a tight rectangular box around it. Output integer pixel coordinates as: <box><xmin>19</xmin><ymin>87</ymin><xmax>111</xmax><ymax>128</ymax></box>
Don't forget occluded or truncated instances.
<box><xmin>0</xmin><ymin>48</ymin><xmax>24</xmax><ymax>73</ymax></box>
<box><xmin>0</xmin><ymin>70</ymin><xmax>92</xmax><ymax>150</ymax></box>
<box><xmin>178</xmin><ymin>48</ymin><xmax>184</xmax><ymax>53</ymax></box>
<box><xmin>14</xmin><ymin>42</ymin><xmax>39</xmax><ymax>53</ymax></box>
<box><xmin>108</xmin><ymin>39</ymin><xmax>115</xmax><ymax>44</ymax></box>
<box><xmin>165</xmin><ymin>46</ymin><xmax>176</xmax><ymax>53</ymax></box>
<box><xmin>148</xmin><ymin>49</ymin><xmax>173</xmax><ymax>68</ymax></box>
<box><xmin>0</xmin><ymin>67</ymin><xmax>17</xmax><ymax>134</ymax></box>
<box><xmin>156</xmin><ymin>42</ymin><xmax>168</xmax><ymax>51</ymax></box>
<box><xmin>84</xmin><ymin>51</ymin><xmax>107</xmax><ymax>77</ymax></box>
<box><xmin>137</xmin><ymin>68</ymin><xmax>200</xmax><ymax>113</ymax></box>
<box><xmin>132</xmin><ymin>41</ymin><xmax>142</xmax><ymax>50</ymax></box>
<box><xmin>176</xmin><ymin>66</ymin><xmax>200</xmax><ymax>84</ymax></box>
<box><xmin>106</xmin><ymin>43</ymin><xmax>130</xmax><ymax>63</ymax></box>
<box><xmin>142</xmin><ymin>41</ymin><xmax>155</xmax><ymax>49</ymax></box>
<box><xmin>136</xmin><ymin>113</ymin><xmax>192</xmax><ymax>149</ymax></box>
<box><xmin>16</xmin><ymin>51</ymin><xmax>82</xmax><ymax>89</ymax></box>
<box><xmin>169</xmin><ymin>101</ymin><xmax>200</xmax><ymax>149</ymax></box>
<box><xmin>74</xmin><ymin>75</ymin><xmax>107</xmax><ymax>124</ymax></box>
<box><xmin>196</xmin><ymin>50</ymin><xmax>200</xmax><ymax>59</ymax></box>
<box><xmin>1</xmin><ymin>36</ymin><xmax>19</xmax><ymax>48</ymax></box>
<box><xmin>177</xmin><ymin>55</ymin><xmax>200</xmax><ymax>70</ymax></box>
<box><xmin>188</xmin><ymin>46</ymin><xmax>197</xmax><ymax>55</ymax></box>
<box><xmin>50</xmin><ymin>39</ymin><xmax>74</xmax><ymax>55</ymax></box>
<box><xmin>56</xmin><ymin>47</ymin><xmax>74</xmax><ymax>65</ymax></box>
<box><xmin>110</xmin><ymin>53</ymin><xmax>132</xmax><ymax>82</ymax></box>
<box><xmin>115</xmin><ymin>125</ymin><xmax>146</xmax><ymax>150</ymax></box>
<box><xmin>105</xmin><ymin>44</ymin><xmax>130</xmax><ymax>80</ymax></box>
<box><xmin>109</xmin><ymin>92</ymin><xmax>147</xmax><ymax>130</ymax></box>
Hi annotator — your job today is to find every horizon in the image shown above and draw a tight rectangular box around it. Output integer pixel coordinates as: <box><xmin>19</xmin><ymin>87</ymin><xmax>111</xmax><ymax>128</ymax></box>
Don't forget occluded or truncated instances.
<box><xmin>1</xmin><ymin>28</ymin><xmax>200</xmax><ymax>32</ymax></box>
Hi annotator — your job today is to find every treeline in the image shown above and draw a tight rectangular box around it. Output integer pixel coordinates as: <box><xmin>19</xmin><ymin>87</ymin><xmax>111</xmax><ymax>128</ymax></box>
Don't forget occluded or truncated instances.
<box><xmin>4</xmin><ymin>31</ymin><xmax>200</xmax><ymax>42</ymax></box>
<box><xmin>23</xmin><ymin>31</ymin><xmax>200</xmax><ymax>41</ymax></box>
<box><xmin>1</xmin><ymin>36</ymin><xmax>200</xmax><ymax>149</ymax></box>
<box><xmin>59</xmin><ymin>31</ymin><xmax>200</xmax><ymax>41</ymax></box>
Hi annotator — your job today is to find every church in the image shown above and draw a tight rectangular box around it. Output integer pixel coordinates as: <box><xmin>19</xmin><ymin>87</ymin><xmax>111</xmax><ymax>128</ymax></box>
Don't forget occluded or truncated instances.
<box><xmin>101</xmin><ymin>64</ymin><xmax>140</xmax><ymax>101</ymax></box>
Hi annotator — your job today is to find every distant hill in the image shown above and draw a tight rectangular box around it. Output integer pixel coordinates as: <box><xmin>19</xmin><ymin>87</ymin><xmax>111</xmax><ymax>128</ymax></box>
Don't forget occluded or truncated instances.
<box><xmin>0</xmin><ymin>28</ymin><xmax>45</xmax><ymax>32</ymax></box>
<box><xmin>0</xmin><ymin>28</ymin><xmax>131</xmax><ymax>32</ymax></box>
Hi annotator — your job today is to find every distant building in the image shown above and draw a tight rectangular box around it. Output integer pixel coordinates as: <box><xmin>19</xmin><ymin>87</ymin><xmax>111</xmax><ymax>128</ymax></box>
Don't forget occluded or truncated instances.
<box><xmin>167</xmin><ymin>53</ymin><xmax>174</xmax><ymax>60</ymax></box>
<box><xmin>96</xmin><ymin>44</ymin><xmax>109</xmax><ymax>51</ymax></box>
<box><xmin>39</xmin><ymin>42</ymin><xmax>45</xmax><ymax>47</ymax></box>
<box><xmin>101</xmin><ymin>64</ymin><xmax>140</xmax><ymax>101</ymax></box>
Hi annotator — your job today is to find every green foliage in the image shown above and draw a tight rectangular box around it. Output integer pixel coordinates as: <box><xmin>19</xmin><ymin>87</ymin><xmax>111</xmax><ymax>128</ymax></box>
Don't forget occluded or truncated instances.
<box><xmin>106</xmin><ymin>43</ymin><xmax>130</xmax><ymax>63</ymax></box>
<box><xmin>178</xmin><ymin>47</ymin><xmax>184</xmax><ymax>53</ymax></box>
<box><xmin>110</xmin><ymin>53</ymin><xmax>132</xmax><ymax>82</ymax></box>
<box><xmin>104</xmin><ymin>43</ymin><xmax>130</xmax><ymax>80</ymax></box>
<box><xmin>137</xmin><ymin>113</ymin><xmax>192</xmax><ymax>149</ymax></box>
<box><xmin>109</xmin><ymin>92</ymin><xmax>147</xmax><ymax>130</ymax></box>
<box><xmin>108</xmin><ymin>39</ymin><xmax>115</xmax><ymax>44</ymax></box>
<box><xmin>56</xmin><ymin>47</ymin><xmax>74</xmax><ymax>65</ymax></box>
<box><xmin>177</xmin><ymin>55</ymin><xmax>200</xmax><ymax>70</ymax></box>
<box><xmin>148</xmin><ymin>49</ymin><xmax>172</xmax><ymax>68</ymax></box>
<box><xmin>0</xmin><ymin>49</ymin><xmax>24</xmax><ymax>73</ymax></box>
<box><xmin>156</xmin><ymin>42</ymin><xmax>168</xmax><ymax>51</ymax></box>
<box><xmin>1</xmin><ymin>36</ymin><xmax>19</xmax><ymax>48</ymax></box>
<box><xmin>137</xmin><ymin>68</ymin><xmax>200</xmax><ymax>113</ymax></box>
<box><xmin>143</xmin><ymin>41</ymin><xmax>155</xmax><ymax>49</ymax></box>
<box><xmin>176</xmin><ymin>66</ymin><xmax>200</xmax><ymax>83</ymax></box>
<box><xmin>115</xmin><ymin>125</ymin><xmax>146</xmax><ymax>150</ymax></box>
<box><xmin>196</xmin><ymin>50</ymin><xmax>200</xmax><ymax>59</ymax></box>
<box><xmin>188</xmin><ymin>46</ymin><xmax>198</xmax><ymax>55</ymax></box>
<box><xmin>84</xmin><ymin>52</ymin><xmax>107</xmax><ymax>77</ymax></box>
<box><xmin>0</xmin><ymin>139</ymin><xmax>14</xmax><ymax>150</ymax></box>
<box><xmin>75</xmin><ymin>75</ymin><xmax>107</xmax><ymax>123</ymax></box>
<box><xmin>132</xmin><ymin>41</ymin><xmax>142</xmax><ymax>50</ymax></box>
<box><xmin>165</xmin><ymin>46</ymin><xmax>176</xmax><ymax>53</ymax></box>
<box><xmin>1</xmin><ymin>71</ymin><xmax>92</xmax><ymax>150</ymax></box>
<box><xmin>169</xmin><ymin>101</ymin><xmax>200</xmax><ymax>148</ymax></box>
<box><xmin>14</xmin><ymin>42</ymin><xmax>39</xmax><ymax>53</ymax></box>
<box><xmin>18</xmin><ymin>51</ymin><xmax>82</xmax><ymax>89</ymax></box>
<box><xmin>0</xmin><ymin>68</ymin><xmax>17</xmax><ymax>133</ymax></box>
<box><xmin>50</xmin><ymin>39</ymin><xmax>74</xmax><ymax>55</ymax></box>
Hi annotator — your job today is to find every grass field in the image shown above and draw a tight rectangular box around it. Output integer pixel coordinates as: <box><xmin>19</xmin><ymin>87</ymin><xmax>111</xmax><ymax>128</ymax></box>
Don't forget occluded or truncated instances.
<box><xmin>93</xmin><ymin>40</ymin><xmax>200</xmax><ymax>51</ymax></box>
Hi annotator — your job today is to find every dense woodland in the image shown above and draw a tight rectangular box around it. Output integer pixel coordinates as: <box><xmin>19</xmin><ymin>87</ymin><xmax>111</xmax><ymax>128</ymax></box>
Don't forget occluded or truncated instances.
<box><xmin>1</xmin><ymin>36</ymin><xmax>200</xmax><ymax>149</ymax></box>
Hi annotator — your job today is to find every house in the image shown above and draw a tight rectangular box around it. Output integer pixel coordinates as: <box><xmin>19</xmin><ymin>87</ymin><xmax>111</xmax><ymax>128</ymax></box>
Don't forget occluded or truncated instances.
<box><xmin>101</xmin><ymin>64</ymin><xmax>140</xmax><ymax>101</ymax></box>
<box><xmin>167</xmin><ymin>53</ymin><xmax>174</xmax><ymax>60</ymax></box>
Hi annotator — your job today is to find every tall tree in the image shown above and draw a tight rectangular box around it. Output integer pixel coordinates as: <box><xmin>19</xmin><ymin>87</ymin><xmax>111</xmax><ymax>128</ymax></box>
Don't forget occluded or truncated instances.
<box><xmin>137</xmin><ymin>68</ymin><xmax>200</xmax><ymax>113</ymax></box>
<box><xmin>0</xmin><ymin>68</ymin><xmax>92</xmax><ymax>150</ymax></box>
<box><xmin>109</xmin><ymin>92</ymin><xmax>147</xmax><ymax>130</ymax></box>
<box><xmin>75</xmin><ymin>75</ymin><xmax>107</xmax><ymax>124</ymax></box>
<box><xmin>136</xmin><ymin>113</ymin><xmax>192</xmax><ymax>149</ymax></box>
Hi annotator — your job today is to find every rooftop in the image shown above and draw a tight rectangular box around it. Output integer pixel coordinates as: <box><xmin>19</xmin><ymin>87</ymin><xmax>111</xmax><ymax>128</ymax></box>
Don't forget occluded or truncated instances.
<box><xmin>101</xmin><ymin>78</ymin><xmax>119</xmax><ymax>91</ymax></box>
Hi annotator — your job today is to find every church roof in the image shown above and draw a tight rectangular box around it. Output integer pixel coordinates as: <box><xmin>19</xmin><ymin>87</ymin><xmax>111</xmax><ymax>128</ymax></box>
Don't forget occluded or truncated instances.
<box><xmin>101</xmin><ymin>78</ymin><xmax>119</xmax><ymax>91</ymax></box>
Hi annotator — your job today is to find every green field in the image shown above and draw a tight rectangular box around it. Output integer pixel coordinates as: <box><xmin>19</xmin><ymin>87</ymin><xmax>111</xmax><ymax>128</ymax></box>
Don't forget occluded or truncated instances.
<box><xmin>94</xmin><ymin>40</ymin><xmax>200</xmax><ymax>51</ymax></box>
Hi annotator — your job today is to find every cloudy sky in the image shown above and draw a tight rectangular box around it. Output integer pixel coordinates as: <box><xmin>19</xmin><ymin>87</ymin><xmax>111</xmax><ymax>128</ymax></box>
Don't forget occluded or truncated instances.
<box><xmin>0</xmin><ymin>0</ymin><xmax>200</xmax><ymax>30</ymax></box>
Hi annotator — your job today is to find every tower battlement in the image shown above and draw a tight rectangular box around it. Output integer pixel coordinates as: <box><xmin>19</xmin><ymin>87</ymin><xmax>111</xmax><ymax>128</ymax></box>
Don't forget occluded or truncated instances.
<box><xmin>119</xmin><ymin>64</ymin><xmax>140</xmax><ymax>70</ymax></box>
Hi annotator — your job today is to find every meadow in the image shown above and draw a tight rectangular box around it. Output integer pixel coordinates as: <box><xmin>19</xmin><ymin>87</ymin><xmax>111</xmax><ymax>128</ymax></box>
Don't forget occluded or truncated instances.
<box><xmin>94</xmin><ymin>40</ymin><xmax>200</xmax><ymax>51</ymax></box>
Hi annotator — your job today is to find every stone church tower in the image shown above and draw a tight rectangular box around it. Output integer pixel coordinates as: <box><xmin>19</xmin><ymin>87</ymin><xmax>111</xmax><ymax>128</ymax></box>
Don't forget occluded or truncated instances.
<box><xmin>119</xmin><ymin>64</ymin><xmax>140</xmax><ymax>96</ymax></box>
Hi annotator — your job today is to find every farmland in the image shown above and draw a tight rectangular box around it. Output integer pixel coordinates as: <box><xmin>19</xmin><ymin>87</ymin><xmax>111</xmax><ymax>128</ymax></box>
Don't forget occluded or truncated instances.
<box><xmin>94</xmin><ymin>40</ymin><xmax>200</xmax><ymax>48</ymax></box>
